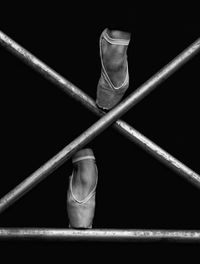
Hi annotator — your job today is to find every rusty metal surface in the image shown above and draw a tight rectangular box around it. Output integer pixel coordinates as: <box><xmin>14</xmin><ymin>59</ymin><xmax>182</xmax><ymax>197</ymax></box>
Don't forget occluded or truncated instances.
<box><xmin>0</xmin><ymin>228</ymin><xmax>199</xmax><ymax>242</ymax></box>
<box><xmin>0</xmin><ymin>31</ymin><xmax>200</xmax><ymax>215</ymax></box>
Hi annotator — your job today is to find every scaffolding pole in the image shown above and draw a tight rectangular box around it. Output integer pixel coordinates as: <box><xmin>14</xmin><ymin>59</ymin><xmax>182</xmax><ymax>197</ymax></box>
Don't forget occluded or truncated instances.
<box><xmin>0</xmin><ymin>33</ymin><xmax>200</xmax><ymax>214</ymax></box>
<box><xmin>0</xmin><ymin>31</ymin><xmax>200</xmax><ymax>190</ymax></box>
<box><xmin>0</xmin><ymin>228</ymin><xmax>199</xmax><ymax>242</ymax></box>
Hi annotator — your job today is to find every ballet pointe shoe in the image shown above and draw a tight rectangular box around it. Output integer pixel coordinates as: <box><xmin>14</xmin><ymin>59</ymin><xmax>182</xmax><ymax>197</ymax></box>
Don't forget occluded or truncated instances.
<box><xmin>96</xmin><ymin>28</ymin><xmax>131</xmax><ymax>110</ymax></box>
<box><xmin>67</xmin><ymin>148</ymin><xmax>98</xmax><ymax>229</ymax></box>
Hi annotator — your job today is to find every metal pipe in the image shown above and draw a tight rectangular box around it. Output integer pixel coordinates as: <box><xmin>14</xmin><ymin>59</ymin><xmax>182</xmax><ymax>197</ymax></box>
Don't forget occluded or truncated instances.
<box><xmin>0</xmin><ymin>30</ymin><xmax>200</xmax><ymax>187</ymax></box>
<box><xmin>0</xmin><ymin>228</ymin><xmax>199</xmax><ymax>242</ymax></box>
<box><xmin>0</xmin><ymin>34</ymin><xmax>200</xmax><ymax>214</ymax></box>
<box><xmin>0</xmin><ymin>31</ymin><xmax>199</xmax><ymax>115</ymax></box>
<box><xmin>0</xmin><ymin>31</ymin><xmax>200</xmax><ymax>188</ymax></box>
<box><xmin>0</xmin><ymin>30</ymin><xmax>100</xmax><ymax>114</ymax></box>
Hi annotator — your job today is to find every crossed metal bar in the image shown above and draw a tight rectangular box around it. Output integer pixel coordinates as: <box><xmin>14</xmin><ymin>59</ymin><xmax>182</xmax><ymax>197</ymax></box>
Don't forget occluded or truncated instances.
<box><xmin>0</xmin><ymin>30</ymin><xmax>200</xmax><ymax>242</ymax></box>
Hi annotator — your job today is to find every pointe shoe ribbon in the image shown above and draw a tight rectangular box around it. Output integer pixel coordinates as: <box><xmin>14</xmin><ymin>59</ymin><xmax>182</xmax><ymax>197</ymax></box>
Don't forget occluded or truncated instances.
<box><xmin>96</xmin><ymin>28</ymin><xmax>130</xmax><ymax>110</ymax></box>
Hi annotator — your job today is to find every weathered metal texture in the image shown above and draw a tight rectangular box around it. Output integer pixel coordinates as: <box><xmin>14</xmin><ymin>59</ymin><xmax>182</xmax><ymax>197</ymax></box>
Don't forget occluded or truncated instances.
<box><xmin>0</xmin><ymin>30</ymin><xmax>98</xmax><ymax>113</ymax></box>
<box><xmin>0</xmin><ymin>31</ymin><xmax>199</xmax><ymax>115</ymax></box>
<box><xmin>0</xmin><ymin>31</ymin><xmax>200</xmax><ymax>189</ymax></box>
<box><xmin>0</xmin><ymin>31</ymin><xmax>200</xmax><ymax>214</ymax></box>
<box><xmin>0</xmin><ymin>228</ymin><xmax>199</xmax><ymax>242</ymax></box>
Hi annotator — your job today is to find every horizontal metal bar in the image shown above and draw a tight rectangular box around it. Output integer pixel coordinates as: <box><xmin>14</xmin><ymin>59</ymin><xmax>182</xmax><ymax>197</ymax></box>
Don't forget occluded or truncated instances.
<box><xmin>0</xmin><ymin>228</ymin><xmax>199</xmax><ymax>242</ymax></box>
<box><xmin>0</xmin><ymin>33</ymin><xmax>200</xmax><ymax>215</ymax></box>
<box><xmin>0</xmin><ymin>31</ymin><xmax>199</xmax><ymax>189</ymax></box>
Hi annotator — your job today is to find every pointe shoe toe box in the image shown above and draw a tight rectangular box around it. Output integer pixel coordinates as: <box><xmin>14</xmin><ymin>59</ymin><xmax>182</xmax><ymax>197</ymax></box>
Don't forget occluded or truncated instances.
<box><xmin>96</xmin><ymin>73</ymin><xmax>129</xmax><ymax>110</ymax></box>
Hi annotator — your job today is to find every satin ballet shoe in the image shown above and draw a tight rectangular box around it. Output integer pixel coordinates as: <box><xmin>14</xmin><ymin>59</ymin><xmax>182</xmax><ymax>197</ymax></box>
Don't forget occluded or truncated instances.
<box><xmin>96</xmin><ymin>28</ymin><xmax>130</xmax><ymax>110</ymax></box>
<box><xmin>67</xmin><ymin>149</ymin><xmax>98</xmax><ymax>229</ymax></box>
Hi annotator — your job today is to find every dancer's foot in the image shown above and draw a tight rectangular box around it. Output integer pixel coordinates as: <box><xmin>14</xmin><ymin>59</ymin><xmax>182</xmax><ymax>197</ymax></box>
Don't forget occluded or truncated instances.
<box><xmin>71</xmin><ymin>149</ymin><xmax>97</xmax><ymax>200</ymax></box>
<box><xmin>96</xmin><ymin>28</ymin><xmax>131</xmax><ymax>110</ymax></box>
<box><xmin>67</xmin><ymin>148</ymin><xmax>98</xmax><ymax>228</ymax></box>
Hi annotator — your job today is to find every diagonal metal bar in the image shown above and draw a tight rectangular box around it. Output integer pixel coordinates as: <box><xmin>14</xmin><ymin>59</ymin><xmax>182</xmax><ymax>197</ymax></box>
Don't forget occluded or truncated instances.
<box><xmin>0</xmin><ymin>228</ymin><xmax>199</xmax><ymax>242</ymax></box>
<box><xmin>0</xmin><ymin>36</ymin><xmax>200</xmax><ymax>215</ymax></box>
<box><xmin>0</xmin><ymin>30</ymin><xmax>200</xmax><ymax>189</ymax></box>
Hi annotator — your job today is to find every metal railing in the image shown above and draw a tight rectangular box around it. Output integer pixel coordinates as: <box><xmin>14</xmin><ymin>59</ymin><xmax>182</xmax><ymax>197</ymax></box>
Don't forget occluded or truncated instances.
<box><xmin>0</xmin><ymin>30</ymin><xmax>199</xmax><ymax>242</ymax></box>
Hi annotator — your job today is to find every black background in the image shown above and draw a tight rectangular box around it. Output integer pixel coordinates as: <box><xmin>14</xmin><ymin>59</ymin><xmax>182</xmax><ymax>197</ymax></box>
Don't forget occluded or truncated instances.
<box><xmin>0</xmin><ymin>3</ymin><xmax>200</xmax><ymax>260</ymax></box>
